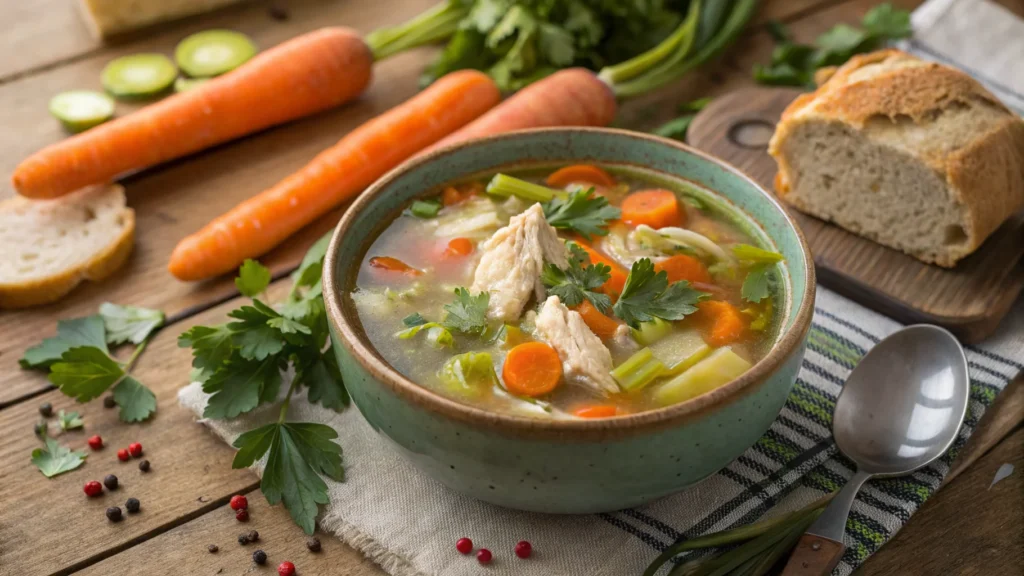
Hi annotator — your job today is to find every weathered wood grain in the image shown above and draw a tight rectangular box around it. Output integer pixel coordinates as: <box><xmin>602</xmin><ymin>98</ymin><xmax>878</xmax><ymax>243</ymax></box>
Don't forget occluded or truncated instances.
<box><xmin>0</xmin><ymin>281</ymin><xmax>292</xmax><ymax>575</ymax></box>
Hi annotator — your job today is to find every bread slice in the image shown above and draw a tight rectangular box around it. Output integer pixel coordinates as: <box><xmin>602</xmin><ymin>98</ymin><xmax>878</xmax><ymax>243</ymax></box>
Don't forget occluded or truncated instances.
<box><xmin>769</xmin><ymin>50</ymin><xmax>1024</xmax><ymax>267</ymax></box>
<box><xmin>0</xmin><ymin>184</ymin><xmax>134</xmax><ymax>308</ymax></box>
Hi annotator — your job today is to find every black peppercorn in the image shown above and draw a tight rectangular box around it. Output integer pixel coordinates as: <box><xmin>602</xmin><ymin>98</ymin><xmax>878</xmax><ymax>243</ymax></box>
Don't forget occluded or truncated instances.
<box><xmin>306</xmin><ymin>537</ymin><xmax>322</xmax><ymax>553</ymax></box>
<box><xmin>34</xmin><ymin>421</ymin><xmax>48</xmax><ymax>437</ymax></box>
<box><xmin>238</xmin><ymin>533</ymin><xmax>250</xmax><ymax>545</ymax></box>
<box><xmin>39</xmin><ymin>402</ymin><xmax>53</xmax><ymax>417</ymax></box>
<box><xmin>268</xmin><ymin>4</ymin><xmax>289</xmax><ymax>20</ymax></box>
<box><xmin>138</xmin><ymin>459</ymin><xmax>150</xmax><ymax>472</ymax></box>
<box><xmin>208</xmin><ymin>544</ymin><xmax>219</xmax><ymax>553</ymax></box>
<box><xmin>125</xmin><ymin>498</ymin><xmax>140</xmax><ymax>513</ymax></box>
<box><xmin>103</xmin><ymin>474</ymin><xmax>119</xmax><ymax>490</ymax></box>
<box><xmin>247</xmin><ymin>530</ymin><xmax>259</xmax><ymax>543</ymax></box>
<box><xmin>106</xmin><ymin>506</ymin><xmax>123</xmax><ymax>522</ymax></box>
<box><xmin>253</xmin><ymin>549</ymin><xmax>267</xmax><ymax>565</ymax></box>
<box><xmin>103</xmin><ymin>395</ymin><xmax>117</xmax><ymax>409</ymax></box>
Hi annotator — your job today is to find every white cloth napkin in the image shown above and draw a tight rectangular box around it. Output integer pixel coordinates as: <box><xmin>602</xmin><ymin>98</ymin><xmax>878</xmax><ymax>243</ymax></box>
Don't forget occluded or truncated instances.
<box><xmin>180</xmin><ymin>2</ymin><xmax>1024</xmax><ymax>574</ymax></box>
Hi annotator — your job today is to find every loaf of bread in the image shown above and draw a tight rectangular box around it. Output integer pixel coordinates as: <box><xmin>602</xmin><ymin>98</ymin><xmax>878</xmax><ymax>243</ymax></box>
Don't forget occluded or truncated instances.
<box><xmin>0</xmin><ymin>184</ymin><xmax>134</xmax><ymax>308</ymax></box>
<box><xmin>769</xmin><ymin>50</ymin><xmax>1024</xmax><ymax>267</ymax></box>
<box><xmin>78</xmin><ymin>0</ymin><xmax>247</xmax><ymax>38</ymax></box>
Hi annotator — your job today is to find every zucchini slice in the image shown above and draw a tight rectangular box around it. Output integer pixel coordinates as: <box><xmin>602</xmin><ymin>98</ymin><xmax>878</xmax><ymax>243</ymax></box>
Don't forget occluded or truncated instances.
<box><xmin>101</xmin><ymin>54</ymin><xmax>177</xmax><ymax>98</ymax></box>
<box><xmin>49</xmin><ymin>90</ymin><xmax>115</xmax><ymax>133</ymax></box>
<box><xmin>175</xmin><ymin>30</ymin><xmax>257</xmax><ymax>77</ymax></box>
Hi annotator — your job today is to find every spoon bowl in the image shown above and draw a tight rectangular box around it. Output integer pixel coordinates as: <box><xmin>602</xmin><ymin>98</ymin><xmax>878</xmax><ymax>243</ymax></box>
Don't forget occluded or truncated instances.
<box><xmin>782</xmin><ymin>325</ymin><xmax>969</xmax><ymax>575</ymax></box>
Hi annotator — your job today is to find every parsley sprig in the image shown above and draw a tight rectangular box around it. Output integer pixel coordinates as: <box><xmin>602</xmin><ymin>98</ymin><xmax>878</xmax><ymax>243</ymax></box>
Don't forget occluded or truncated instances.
<box><xmin>541</xmin><ymin>243</ymin><xmax>612</xmax><ymax>312</ymax></box>
<box><xmin>21</xmin><ymin>303</ymin><xmax>164</xmax><ymax>423</ymax></box>
<box><xmin>179</xmin><ymin>232</ymin><xmax>348</xmax><ymax>534</ymax></box>
<box><xmin>613</xmin><ymin>258</ymin><xmax>709</xmax><ymax>328</ymax></box>
<box><xmin>733</xmin><ymin>244</ymin><xmax>784</xmax><ymax>304</ymax></box>
<box><xmin>542</xmin><ymin>188</ymin><xmax>621</xmax><ymax>239</ymax></box>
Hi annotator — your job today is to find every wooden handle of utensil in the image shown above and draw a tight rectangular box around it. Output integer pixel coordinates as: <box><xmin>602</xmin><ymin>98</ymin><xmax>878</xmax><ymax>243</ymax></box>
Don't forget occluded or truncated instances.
<box><xmin>779</xmin><ymin>534</ymin><xmax>845</xmax><ymax>576</ymax></box>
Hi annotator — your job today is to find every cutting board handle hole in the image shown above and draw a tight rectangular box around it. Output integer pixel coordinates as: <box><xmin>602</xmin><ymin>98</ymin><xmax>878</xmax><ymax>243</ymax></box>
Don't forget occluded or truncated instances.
<box><xmin>728</xmin><ymin>119</ymin><xmax>775</xmax><ymax>149</ymax></box>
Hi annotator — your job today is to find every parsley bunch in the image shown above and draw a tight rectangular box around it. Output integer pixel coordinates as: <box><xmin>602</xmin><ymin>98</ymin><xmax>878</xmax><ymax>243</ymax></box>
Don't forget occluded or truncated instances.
<box><xmin>613</xmin><ymin>258</ymin><xmax>708</xmax><ymax>328</ymax></box>
<box><xmin>21</xmin><ymin>303</ymin><xmax>163</xmax><ymax>423</ymax></box>
<box><xmin>542</xmin><ymin>242</ymin><xmax>612</xmax><ymax>311</ymax></box>
<box><xmin>179</xmin><ymin>232</ymin><xmax>348</xmax><ymax>534</ymax></box>
<box><xmin>753</xmin><ymin>3</ymin><xmax>912</xmax><ymax>88</ymax></box>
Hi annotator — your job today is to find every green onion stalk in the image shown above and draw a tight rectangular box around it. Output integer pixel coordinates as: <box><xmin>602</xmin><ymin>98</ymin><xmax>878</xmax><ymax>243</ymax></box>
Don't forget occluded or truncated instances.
<box><xmin>364</xmin><ymin>0</ymin><xmax>470</xmax><ymax>60</ymax></box>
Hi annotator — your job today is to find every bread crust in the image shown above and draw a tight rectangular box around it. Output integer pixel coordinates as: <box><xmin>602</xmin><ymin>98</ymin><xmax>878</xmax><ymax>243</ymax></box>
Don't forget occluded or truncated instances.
<box><xmin>769</xmin><ymin>49</ymin><xmax>1024</xmax><ymax>266</ymax></box>
<box><xmin>0</xmin><ymin>189</ymin><xmax>135</xmax><ymax>309</ymax></box>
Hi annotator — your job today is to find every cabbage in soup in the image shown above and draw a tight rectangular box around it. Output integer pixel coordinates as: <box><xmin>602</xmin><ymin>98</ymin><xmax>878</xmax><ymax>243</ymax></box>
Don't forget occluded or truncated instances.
<box><xmin>349</xmin><ymin>165</ymin><xmax>785</xmax><ymax>419</ymax></box>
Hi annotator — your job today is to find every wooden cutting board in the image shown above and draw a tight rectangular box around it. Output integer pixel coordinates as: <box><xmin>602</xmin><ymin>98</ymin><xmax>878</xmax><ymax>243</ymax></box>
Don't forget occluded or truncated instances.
<box><xmin>687</xmin><ymin>87</ymin><xmax>1024</xmax><ymax>343</ymax></box>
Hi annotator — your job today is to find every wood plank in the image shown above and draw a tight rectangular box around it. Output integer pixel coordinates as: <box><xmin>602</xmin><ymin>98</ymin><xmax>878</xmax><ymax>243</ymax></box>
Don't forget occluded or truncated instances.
<box><xmin>77</xmin><ymin>488</ymin><xmax>387</xmax><ymax>576</ymax></box>
<box><xmin>0</xmin><ymin>0</ymin><xmax>99</xmax><ymax>82</ymax></box>
<box><xmin>0</xmin><ymin>0</ymin><xmax>842</xmax><ymax>405</ymax></box>
<box><xmin>856</xmin><ymin>426</ymin><xmax>1024</xmax><ymax>575</ymax></box>
<box><xmin>0</xmin><ymin>280</ymin><xmax>294</xmax><ymax>575</ymax></box>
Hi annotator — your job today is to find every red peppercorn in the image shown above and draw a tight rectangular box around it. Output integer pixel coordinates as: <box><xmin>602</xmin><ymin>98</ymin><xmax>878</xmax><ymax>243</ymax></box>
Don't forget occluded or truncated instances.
<box><xmin>514</xmin><ymin>540</ymin><xmax>532</xmax><ymax>559</ymax></box>
<box><xmin>455</xmin><ymin>537</ymin><xmax>473</xmax><ymax>554</ymax></box>
<box><xmin>117</xmin><ymin>448</ymin><xmax>130</xmax><ymax>462</ymax></box>
<box><xmin>83</xmin><ymin>480</ymin><xmax>103</xmax><ymax>497</ymax></box>
<box><xmin>236</xmin><ymin>509</ymin><xmax>250</xmax><ymax>522</ymax></box>
<box><xmin>87</xmin><ymin>435</ymin><xmax>103</xmax><ymax>450</ymax></box>
<box><xmin>477</xmin><ymin>549</ymin><xmax>492</xmax><ymax>564</ymax></box>
<box><xmin>277</xmin><ymin>561</ymin><xmax>296</xmax><ymax>576</ymax></box>
<box><xmin>128</xmin><ymin>442</ymin><xmax>143</xmax><ymax>458</ymax></box>
<box><xmin>230</xmin><ymin>494</ymin><xmax>249</xmax><ymax>510</ymax></box>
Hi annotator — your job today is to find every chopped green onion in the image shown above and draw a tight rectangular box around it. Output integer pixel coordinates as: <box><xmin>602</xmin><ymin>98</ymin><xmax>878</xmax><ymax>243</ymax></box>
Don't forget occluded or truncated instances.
<box><xmin>485</xmin><ymin>174</ymin><xmax>558</xmax><ymax>202</ymax></box>
<box><xmin>631</xmin><ymin>318</ymin><xmax>673</xmax><ymax>346</ymax></box>
<box><xmin>611</xmin><ymin>348</ymin><xmax>666</xmax><ymax>392</ymax></box>
<box><xmin>407</xmin><ymin>199</ymin><xmax>442</xmax><ymax>218</ymax></box>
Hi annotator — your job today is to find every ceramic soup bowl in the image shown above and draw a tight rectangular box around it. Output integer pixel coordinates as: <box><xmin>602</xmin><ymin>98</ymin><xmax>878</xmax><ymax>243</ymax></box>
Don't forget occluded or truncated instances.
<box><xmin>323</xmin><ymin>128</ymin><xmax>815</xmax><ymax>513</ymax></box>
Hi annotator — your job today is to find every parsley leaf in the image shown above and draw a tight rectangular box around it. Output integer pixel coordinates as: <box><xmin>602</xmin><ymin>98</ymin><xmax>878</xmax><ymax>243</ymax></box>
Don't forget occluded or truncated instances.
<box><xmin>99</xmin><ymin>303</ymin><xmax>165</xmax><ymax>345</ymax></box>
<box><xmin>541</xmin><ymin>243</ymin><xmax>612</xmax><ymax>312</ymax></box>
<box><xmin>228</xmin><ymin>301</ymin><xmax>285</xmax><ymax>361</ymax></box>
<box><xmin>31</xmin><ymin>437</ymin><xmax>87</xmax><ymax>478</ymax></box>
<box><xmin>402</xmin><ymin>312</ymin><xmax>428</xmax><ymax>327</ymax></box>
<box><xmin>442</xmin><ymin>288</ymin><xmax>490</xmax><ymax>335</ymax></box>
<box><xmin>613</xmin><ymin>259</ymin><xmax>709</xmax><ymax>328</ymax></box>
<box><xmin>48</xmin><ymin>347</ymin><xmax>125</xmax><ymax>402</ymax></box>
<box><xmin>652</xmin><ymin>98</ymin><xmax>713</xmax><ymax>141</ymax></box>
<box><xmin>741</xmin><ymin>265</ymin><xmax>773</xmax><ymax>303</ymax></box>
<box><xmin>297</xmin><ymin>353</ymin><xmax>349</xmax><ymax>412</ymax></box>
<box><xmin>542</xmin><ymin>188</ymin><xmax>621</xmax><ymax>238</ymax></box>
<box><xmin>201</xmin><ymin>356</ymin><xmax>282</xmax><ymax>419</ymax></box>
<box><xmin>112</xmin><ymin>376</ymin><xmax>158</xmax><ymax>422</ymax></box>
<box><xmin>20</xmin><ymin>316</ymin><xmax>108</xmax><ymax>369</ymax></box>
<box><xmin>232</xmin><ymin>422</ymin><xmax>343</xmax><ymax>535</ymax></box>
<box><xmin>57</xmin><ymin>410</ymin><xmax>84</xmax><ymax>431</ymax></box>
<box><xmin>178</xmin><ymin>325</ymin><xmax>235</xmax><ymax>381</ymax></box>
<box><xmin>236</xmin><ymin>259</ymin><xmax>272</xmax><ymax>297</ymax></box>
<box><xmin>862</xmin><ymin>3</ymin><xmax>911</xmax><ymax>38</ymax></box>
<box><xmin>291</xmin><ymin>231</ymin><xmax>332</xmax><ymax>289</ymax></box>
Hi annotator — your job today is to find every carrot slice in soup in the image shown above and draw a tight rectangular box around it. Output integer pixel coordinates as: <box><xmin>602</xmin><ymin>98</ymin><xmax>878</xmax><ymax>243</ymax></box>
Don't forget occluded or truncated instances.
<box><xmin>695</xmin><ymin>301</ymin><xmax>746</xmax><ymax>346</ymax></box>
<box><xmin>443</xmin><ymin>237</ymin><xmax>474</xmax><ymax>258</ymax></box>
<box><xmin>573</xmin><ymin>300</ymin><xmax>621</xmax><ymax>339</ymax></box>
<box><xmin>368</xmin><ymin>256</ymin><xmax>422</xmax><ymax>276</ymax></box>
<box><xmin>441</xmin><ymin>182</ymin><xmax>482</xmax><ymax>206</ymax></box>
<box><xmin>655</xmin><ymin>254</ymin><xmax>711</xmax><ymax>284</ymax></box>
<box><xmin>546</xmin><ymin>164</ymin><xmax>616</xmax><ymax>189</ymax></box>
<box><xmin>502</xmin><ymin>342</ymin><xmax>562</xmax><ymax>397</ymax></box>
<box><xmin>573</xmin><ymin>405</ymin><xmax>618</xmax><ymax>418</ymax></box>
<box><xmin>574</xmin><ymin>241</ymin><xmax>628</xmax><ymax>300</ymax></box>
<box><xmin>621</xmin><ymin>189</ymin><xmax>684</xmax><ymax>229</ymax></box>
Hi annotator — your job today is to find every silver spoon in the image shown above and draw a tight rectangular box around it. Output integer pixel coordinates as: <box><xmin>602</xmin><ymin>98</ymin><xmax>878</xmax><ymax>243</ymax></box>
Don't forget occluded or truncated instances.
<box><xmin>781</xmin><ymin>324</ymin><xmax>969</xmax><ymax>575</ymax></box>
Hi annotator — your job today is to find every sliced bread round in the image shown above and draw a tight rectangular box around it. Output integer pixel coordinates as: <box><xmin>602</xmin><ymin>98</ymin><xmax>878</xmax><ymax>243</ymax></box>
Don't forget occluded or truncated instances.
<box><xmin>769</xmin><ymin>49</ymin><xmax>1024</xmax><ymax>267</ymax></box>
<box><xmin>0</xmin><ymin>184</ymin><xmax>134</xmax><ymax>308</ymax></box>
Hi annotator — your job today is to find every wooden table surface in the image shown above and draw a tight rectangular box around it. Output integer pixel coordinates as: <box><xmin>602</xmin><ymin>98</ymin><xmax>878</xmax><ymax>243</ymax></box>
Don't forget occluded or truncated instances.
<box><xmin>1</xmin><ymin>1</ymin><xmax>1021</xmax><ymax>575</ymax></box>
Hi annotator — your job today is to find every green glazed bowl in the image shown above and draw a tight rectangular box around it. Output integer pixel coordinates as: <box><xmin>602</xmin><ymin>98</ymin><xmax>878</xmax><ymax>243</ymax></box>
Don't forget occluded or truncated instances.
<box><xmin>323</xmin><ymin>128</ymin><xmax>815</xmax><ymax>513</ymax></box>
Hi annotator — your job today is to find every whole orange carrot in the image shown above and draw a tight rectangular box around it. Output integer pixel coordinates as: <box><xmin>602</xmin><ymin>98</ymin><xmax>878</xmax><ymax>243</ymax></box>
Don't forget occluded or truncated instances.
<box><xmin>168</xmin><ymin>69</ymin><xmax>500</xmax><ymax>281</ymax></box>
<box><xmin>426</xmin><ymin>68</ymin><xmax>617</xmax><ymax>153</ymax></box>
<box><xmin>13</xmin><ymin>28</ymin><xmax>373</xmax><ymax>199</ymax></box>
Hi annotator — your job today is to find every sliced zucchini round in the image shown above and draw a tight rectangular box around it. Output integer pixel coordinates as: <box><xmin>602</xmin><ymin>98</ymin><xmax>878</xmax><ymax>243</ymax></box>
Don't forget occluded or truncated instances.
<box><xmin>101</xmin><ymin>54</ymin><xmax>177</xmax><ymax>99</ymax></box>
<box><xmin>173</xmin><ymin>76</ymin><xmax>209</xmax><ymax>93</ymax></box>
<box><xmin>49</xmin><ymin>90</ymin><xmax>115</xmax><ymax>133</ymax></box>
<box><xmin>175</xmin><ymin>30</ymin><xmax>257</xmax><ymax>78</ymax></box>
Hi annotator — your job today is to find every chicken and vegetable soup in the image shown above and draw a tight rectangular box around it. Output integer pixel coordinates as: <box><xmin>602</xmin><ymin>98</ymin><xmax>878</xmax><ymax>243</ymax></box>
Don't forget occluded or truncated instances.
<box><xmin>350</xmin><ymin>165</ymin><xmax>785</xmax><ymax>419</ymax></box>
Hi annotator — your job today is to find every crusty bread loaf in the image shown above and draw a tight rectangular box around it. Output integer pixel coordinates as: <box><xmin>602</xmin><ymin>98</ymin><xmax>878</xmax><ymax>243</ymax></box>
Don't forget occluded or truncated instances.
<box><xmin>0</xmin><ymin>184</ymin><xmax>134</xmax><ymax>308</ymax></box>
<box><xmin>769</xmin><ymin>49</ymin><xmax>1024</xmax><ymax>267</ymax></box>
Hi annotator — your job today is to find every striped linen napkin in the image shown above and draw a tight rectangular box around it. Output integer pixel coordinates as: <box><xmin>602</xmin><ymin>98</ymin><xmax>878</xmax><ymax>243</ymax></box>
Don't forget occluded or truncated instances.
<box><xmin>179</xmin><ymin>1</ymin><xmax>1024</xmax><ymax>573</ymax></box>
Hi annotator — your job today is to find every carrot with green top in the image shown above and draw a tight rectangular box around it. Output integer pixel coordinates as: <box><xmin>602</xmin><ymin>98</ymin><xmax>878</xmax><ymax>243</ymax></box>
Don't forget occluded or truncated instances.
<box><xmin>502</xmin><ymin>342</ymin><xmax>562</xmax><ymax>397</ymax></box>
<box><xmin>14</xmin><ymin>28</ymin><xmax>374</xmax><ymax>200</ymax></box>
<box><xmin>168</xmin><ymin>70</ymin><xmax>501</xmax><ymax>281</ymax></box>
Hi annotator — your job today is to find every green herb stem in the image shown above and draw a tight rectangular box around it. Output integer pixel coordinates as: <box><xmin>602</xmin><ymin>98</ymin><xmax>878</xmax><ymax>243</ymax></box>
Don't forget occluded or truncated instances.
<box><xmin>598</xmin><ymin>0</ymin><xmax>702</xmax><ymax>85</ymax></box>
<box><xmin>366</xmin><ymin>0</ymin><xmax>468</xmax><ymax>61</ymax></box>
<box><xmin>485</xmin><ymin>173</ymin><xmax>559</xmax><ymax>202</ymax></box>
<box><xmin>278</xmin><ymin>375</ymin><xmax>303</xmax><ymax>424</ymax></box>
<box><xmin>122</xmin><ymin>337</ymin><xmax>150</xmax><ymax>373</ymax></box>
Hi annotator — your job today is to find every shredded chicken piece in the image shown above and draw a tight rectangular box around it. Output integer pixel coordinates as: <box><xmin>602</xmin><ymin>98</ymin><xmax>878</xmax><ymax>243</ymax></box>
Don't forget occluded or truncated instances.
<box><xmin>470</xmin><ymin>204</ymin><xmax>567</xmax><ymax>322</ymax></box>
<box><xmin>535</xmin><ymin>296</ymin><xmax>618</xmax><ymax>395</ymax></box>
<box><xmin>611</xmin><ymin>324</ymin><xmax>640</xmax><ymax>354</ymax></box>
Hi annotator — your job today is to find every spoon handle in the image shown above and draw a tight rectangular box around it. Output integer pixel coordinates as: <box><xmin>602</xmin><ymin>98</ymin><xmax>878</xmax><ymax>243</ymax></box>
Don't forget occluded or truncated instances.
<box><xmin>780</xmin><ymin>469</ymin><xmax>872</xmax><ymax>575</ymax></box>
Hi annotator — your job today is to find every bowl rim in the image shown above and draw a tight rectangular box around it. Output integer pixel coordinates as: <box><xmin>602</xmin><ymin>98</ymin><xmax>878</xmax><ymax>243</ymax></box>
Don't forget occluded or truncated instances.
<box><xmin>323</xmin><ymin>127</ymin><xmax>816</xmax><ymax>440</ymax></box>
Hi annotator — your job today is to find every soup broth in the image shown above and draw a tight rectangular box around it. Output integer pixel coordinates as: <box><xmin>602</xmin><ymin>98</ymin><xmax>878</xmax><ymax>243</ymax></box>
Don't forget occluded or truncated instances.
<box><xmin>349</xmin><ymin>165</ymin><xmax>785</xmax><ymax>419</ymax></box>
